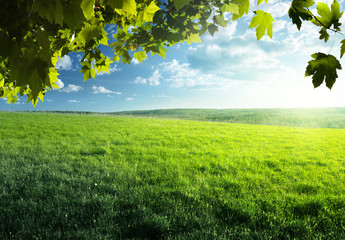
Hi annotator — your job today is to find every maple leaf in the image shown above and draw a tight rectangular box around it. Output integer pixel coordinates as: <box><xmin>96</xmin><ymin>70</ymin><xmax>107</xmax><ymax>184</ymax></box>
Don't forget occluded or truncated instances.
<box><xmin>81</xmin><ymin>0</ymin><xmax>95</xmax><ymax>20</ymax></box>
<box><xmin>305</xmin><ymin>53</ymin><xmax>342</xmax><ymax>89</ymax></box>
<box><xmin>315</xmin><ymin>0</ymin><xmax>343</xmax><ymax>30</ymax></box>
<box><xmin>138</xmin><ymin>1</ymin><xmax>160</xmax><ymax>22</ymax></box>
<box><xmin>232</xmin><ymin>0</ymin><xmax>250</xmax><ymax>20</ymax></box>
<box><xmin>288</xmin><ymin>0</ymin><xmax>314</xmax><ymax>30</ymax></box>
<box><xmin>249</xmin><ymin>10</ymin><xmax>274</xmax><ymax>40</ymax></box>
<box><xmin>133</xmin><ymin>51</ymin><xmax>148</xmax><ymax>63</ymax></box>
<box><xmin>340</xmin><ymin>39</ymin><xmax>345</xmax><ymax>59</ymax></box>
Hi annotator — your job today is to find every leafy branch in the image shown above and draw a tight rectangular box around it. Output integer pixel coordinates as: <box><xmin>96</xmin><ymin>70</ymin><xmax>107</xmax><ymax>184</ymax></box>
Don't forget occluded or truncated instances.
<box><xmin>307</xmin><ymin>7</ymin><xmax>343</xmax><ymax>35</ymax></box>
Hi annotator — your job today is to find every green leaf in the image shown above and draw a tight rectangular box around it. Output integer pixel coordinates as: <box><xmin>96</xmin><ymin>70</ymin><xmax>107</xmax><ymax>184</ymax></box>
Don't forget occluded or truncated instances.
<box><xmin>36</xmin><ymin>28</ymin><xmax>52</xmax><ymax>65</ymax></box>
<box><xmin>78</xmin><ymin>22</ymin><xmax>101</xmax><ymax>46</ymax></box>
<box><xmin>316</xmin><ymin>0</ymin><xmax>343</xmax><ymax>30</ymax></box>
<box><xmin>81</xmin><ymin>0</ymin><xmax>95</xmax><ymax>20</ymax></box>
<box><xmin>173</xmin><ymin>0</ymin><xmax>191</xmax><ymax>10</ymax></box>
<box><xmin>113</xmin><ymin>55</ymin><xmax>120</xmax><ymax>62</ymax></box>
<box><xmin>288</xmin><ymin>0</ymin><xmax>314</xmax><ymax>30</ymax></box>
<box><xmin>305</xmin><ymin>52</ymin><xmax>341</xmax><ymax>89</ymax></box>
<box><xmin>186</xmin><ymin>33</ymin><xmax>201</xmax><ymax>45</ymax></box>
<box><xmin>220</xmin><ymin>3</ymin><xmax>239</xmax><ymax>15</ymax></box>
<box><xmin>232</xmin><ymin>0</ymin><xmax>250</xmax><ymax>20</ymax></box>
<box><xmin>80</xmin><ymin>61</ymin><xmax>96</xmax><ymax>80</ymax></box>
<box><xmin>28</xmin><ymin>70</ymin><xmax>43</xmax><ymax>100</ymax></box>
<box><xmin>319</xmin><ymin>27</ymin><xmax>329</xmax><ymax>42</ymax></box>
<box><xmin>208</xmin><ymin>24</ymin><xmax>218</xmax><ymax>36</ymax></box>
<box><xmin>109</xmin><ymin>0</ymin><xmax>137</xmax><ymax>15</ymax></box>
<box><xmin>0</xmin><ymin>73</ymin><xmax>4</xmax><ymax>87</ymax></box>
<box><xmin>0</xmin><ymin>30</ymin><xmax>15</xmax><ymax>58</ymax></box>
<box><xmin>340</xmin><ymin>39</ymin><xmax>345</xmax><ymax>59</ymax></box>
<box><xmin>32</xmin><ymin>0</ymin><xmax>64</xmax><ymax>26</ymax></box>
<box><xmin>214</xmin><ymin>15</ymin><xmax>229</xmax><ymax>27</ymax></box>
<box><xmin>49</xmin><ymin>68</ymin><xmax>60</xmax><ymax>89</ymax></box>
<box><xmin>137</xmin><ymin>1</ymin><xmax>160</xmax><ymax>22</ymax></box>
<box><xmin>133</xmin><ymin>51</ymin><xmax>147</xmax><ymax>63</ymax></box>
<box><xmin>63</xmin><ymin>0</ymin><xmax>86</xmax><ymax>29</ymax></box>
<box><xmin>249</xmin><ymin>10</ymin><xmax>274</xmax><ymax>40</ymax></box>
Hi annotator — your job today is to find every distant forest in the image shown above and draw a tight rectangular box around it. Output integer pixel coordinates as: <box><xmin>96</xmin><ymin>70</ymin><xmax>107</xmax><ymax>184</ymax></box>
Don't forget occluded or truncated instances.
<box><xmin>16</xmin><ymin>108</ymin><xmax>345</xmax><ymax>129</ymax></box>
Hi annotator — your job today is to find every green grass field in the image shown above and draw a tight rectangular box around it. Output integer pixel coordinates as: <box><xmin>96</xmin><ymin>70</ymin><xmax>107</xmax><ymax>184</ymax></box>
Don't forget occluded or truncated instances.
<box><xmin>1</xmin><ymin>111</ymin><xmax>345</xmax><ymax>239</ymax></box>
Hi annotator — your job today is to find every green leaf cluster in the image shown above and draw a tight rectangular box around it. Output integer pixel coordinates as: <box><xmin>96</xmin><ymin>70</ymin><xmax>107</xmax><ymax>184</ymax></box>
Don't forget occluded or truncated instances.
<box><xmin>0</xmin><ymin>0</ymin><xmax>251</xmax><ymax>105</ymax></box>
<box><xmin>0</xmin><ymin>0</ymin><xmax>344</xmax><ymax>106</ymax></box>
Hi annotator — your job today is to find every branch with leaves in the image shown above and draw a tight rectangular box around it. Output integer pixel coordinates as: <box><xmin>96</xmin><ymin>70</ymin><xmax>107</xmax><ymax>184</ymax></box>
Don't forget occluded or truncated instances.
<box><xmin>0</xmin><ymin>0</ymin><xmax>344</xmax><ymax>106</ymax></box>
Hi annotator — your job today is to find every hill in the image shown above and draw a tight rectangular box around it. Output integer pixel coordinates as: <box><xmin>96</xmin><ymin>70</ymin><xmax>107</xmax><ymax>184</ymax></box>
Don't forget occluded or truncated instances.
<box><xmin>112</xmin><ymin>108</ymin><xmax>345</xmax><ymax>129</ymax></box>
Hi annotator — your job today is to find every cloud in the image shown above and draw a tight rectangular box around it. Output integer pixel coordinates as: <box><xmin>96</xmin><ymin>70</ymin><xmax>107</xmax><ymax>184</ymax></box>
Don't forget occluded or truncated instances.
<box><xmin>46</xmin><ymin>99</ymin><xmax>53</xmax><ymax>102</ymax></box>
<box><xmin>131</xmin><ymin>58</ymin><xmax>140</xmax><ymax>65</ymax></box>
<box><xmin>125</xmin><ymin>97</ymin><xmax>134</xmax><ymax>101</ymax></box>
<box><xmin>91</xmin><ymin>85</ymin><xmax>122</xmax><ymax>94</ymax></box>
<box><xmin>68</xmin><ymin>100</ymin><xmax>80</xmax><ymax>103</ymax></box>
<box><xmin>134</xmin><ymin>70</ymin><xmax>161</xmax><ymax>86</ymax></box>
<box><xmin>96</xmin><ymin>64</ymin><xmax>121</xmax><ymax>75</ymax></box>
<box><xmin>56</xmin><ymin>78</ymin><xmax>64</xmax><ymax>89</ymax></box>
<box><xmin>134</xmin><ymin>76</ymin><xmax>147</xmax><ymax>84</ymax></box>
<box><xmin>56</xmin><ymin>56</ymin><xmax>73</xmax><ymax>71</ymax></box>
<box><xmin>265</xmin><ymin>2</ymin><xmax>291</xmax><ymax>18</ymax></box>
<box><xmin>273</xmin><ymin>20</ymin><xmax>287</xmax><ymax>32</ymax></box>
<box><xmin>157</xmin><ymin>59</ymin><xmax>236</xmax><ymax>89</ymax></box>
<box><xmin>60</xmin><ymin>84</ymin><xmax>83</xmax><ymax>93</ymax></box>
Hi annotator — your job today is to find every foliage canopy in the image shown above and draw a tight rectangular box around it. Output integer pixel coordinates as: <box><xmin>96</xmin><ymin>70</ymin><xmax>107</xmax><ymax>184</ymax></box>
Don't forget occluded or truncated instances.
<box><xmin>0</xmin><ymin>0</ymin><xmax>344</xmax><ymax>105</ymax></box>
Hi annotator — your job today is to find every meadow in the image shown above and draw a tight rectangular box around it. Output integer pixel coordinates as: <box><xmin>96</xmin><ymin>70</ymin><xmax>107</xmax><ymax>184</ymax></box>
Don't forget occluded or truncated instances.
<box><xmin>1</xmin><ymin>111</ymin><xmax>345</xmax><ymax>239</ymax></box>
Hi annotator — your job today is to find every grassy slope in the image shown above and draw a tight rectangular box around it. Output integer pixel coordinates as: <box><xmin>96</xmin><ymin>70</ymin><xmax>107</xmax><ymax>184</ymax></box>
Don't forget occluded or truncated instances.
<box><xmin>112</xmin><ymin>108</ymin><xmax>345</xmax><ymax>129</ymax></box>
<box><xmin>1</xmin><ymin>112</ymin><xmax>345</xmax><ymax>239</ymax></box>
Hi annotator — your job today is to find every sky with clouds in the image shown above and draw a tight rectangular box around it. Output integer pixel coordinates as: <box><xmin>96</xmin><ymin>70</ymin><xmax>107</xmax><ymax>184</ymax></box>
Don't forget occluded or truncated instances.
<box><xmin>1</xmin><ymin>0</ymin><xmax>345</xmax><ymax>112</ymax></box>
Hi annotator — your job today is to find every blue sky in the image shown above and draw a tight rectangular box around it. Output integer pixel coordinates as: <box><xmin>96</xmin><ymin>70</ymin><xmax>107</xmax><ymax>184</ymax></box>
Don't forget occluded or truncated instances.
<box><xmin>1</xmin><ymin>0</ymin><xmax>345</xmax><ymax>112</ymax></box>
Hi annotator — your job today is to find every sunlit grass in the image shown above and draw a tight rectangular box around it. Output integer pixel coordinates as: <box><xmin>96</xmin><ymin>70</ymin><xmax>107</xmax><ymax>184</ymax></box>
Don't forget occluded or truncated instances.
<box><xmin>1</xmin><ymin>112</ymin><xmax>345</xmax><ymax>239</ymax></box>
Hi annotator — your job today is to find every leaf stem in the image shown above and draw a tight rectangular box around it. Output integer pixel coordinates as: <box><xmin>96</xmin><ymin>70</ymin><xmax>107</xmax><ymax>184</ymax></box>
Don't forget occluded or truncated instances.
<box><xmin>307</xmin><ymin>7</ymin><xmax>343</xmax><ymax>36</ymax></box>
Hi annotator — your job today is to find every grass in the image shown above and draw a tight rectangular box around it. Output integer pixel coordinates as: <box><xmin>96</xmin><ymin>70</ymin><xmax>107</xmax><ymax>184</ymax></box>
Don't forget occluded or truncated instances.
<box><xmin>1</xmin><ymin>112</ymin><xmax>345</xmax><ymax>239</ymax></box>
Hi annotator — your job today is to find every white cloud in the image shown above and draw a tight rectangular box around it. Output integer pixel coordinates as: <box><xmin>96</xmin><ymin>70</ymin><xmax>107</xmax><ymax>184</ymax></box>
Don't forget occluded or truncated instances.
<box><xmin>266</xmin><ymin>2</ymin><xmax>291</xmax><ymax>18</ymax></box>
<box><xmin>134</xmin><ymin>76</ymin><xmax>147</xmax><ymax>84</ymax></box>
<box><xmin>148</xmin><ymin>70</ymin><xmax>161</xmax><ymax>85</ymax></box>
<box><xmin>131</xmin><ymin>58</ymin><xmax>140</xmax><ymax>65</ymax></box>
<box><xmin>91</xmin><ymin>85</ymin><xmax>122</xmax><ymax>94</ymax></box>
<box><xmin>46</xmin><ymin>99</ymin><xmax>53</xmax><ymax>102</ymax></box>
<box><xmin>125</xmin><ymin>97</ymin><xmax>134</xmax><ymax>101</ymax></box>
<box><xmin>134</xmin><ymin>70</ymin><xmax>161</xmax><ymax>86</ymax></box>
<box><xmin>158</xmin><ymin>59</ymin><xmax>235</xmax><ymax>89</ymax></box>
<box><xmin>60</xmin><ymin>84</ymin><xmax>83</xmax><ymax>93</ymax></box>
<box><xmin>56</xmin><ymin>56</ymin><xmax>73</xmax><ymax>71</ymax></box>
<box><xmin>68</xmin><ymin>100</ymin><xmax>80</xmax><ymax>103</ymax></box>
<box><xmin>96</xmin><ymin>64</ymin><xmax>121</xmax><ymax>75</ymax></box>
<box><xmin>203</xmin><ymin>21</ymin><xmax>237</xmax><ymax>43</ymax></box>
<box><xmin>273</xmin><ymin>20</ymin><xmax>287</xmax><ymax>32</ymax></box>
<box><xmin>56</xmin><ymin>78</ymin><xmax>64</xmax><ymax>89</ymax></box>
<box><xmin>160</xmin><ymin>59</ymin><xmax>198</xmax><ymax>79</ymax></box>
